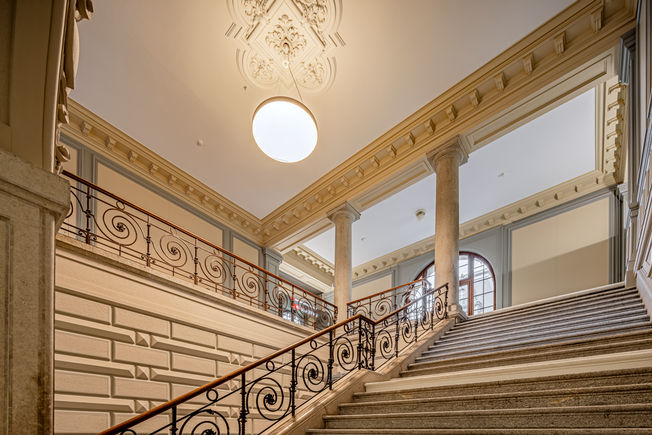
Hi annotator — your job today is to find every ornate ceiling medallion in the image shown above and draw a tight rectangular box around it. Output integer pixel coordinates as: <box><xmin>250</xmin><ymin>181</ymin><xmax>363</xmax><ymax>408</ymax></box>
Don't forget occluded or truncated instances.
<box><xmin>226</xmin><ymin>0</ymin><xmax>344</xmax><ymax>94</ymax></box>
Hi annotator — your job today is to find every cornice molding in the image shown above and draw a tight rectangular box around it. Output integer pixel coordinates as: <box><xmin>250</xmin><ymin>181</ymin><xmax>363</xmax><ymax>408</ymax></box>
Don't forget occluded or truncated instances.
<box><xmin>59</xmin><ymin>100</ymin><xmax>265</xmax><ymax>243</ymax></box>
<box><xmin>263</xmin><ymin>0</ymin><xmax>635</xmax><ymax>247</ymax></box>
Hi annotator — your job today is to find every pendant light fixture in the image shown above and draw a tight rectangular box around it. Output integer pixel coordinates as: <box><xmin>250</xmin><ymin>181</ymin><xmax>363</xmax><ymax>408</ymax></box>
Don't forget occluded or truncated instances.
<box><xmin>252</xmin><ymin>45</ymin><xmax>318</xmax><ymax>163</ymax></box>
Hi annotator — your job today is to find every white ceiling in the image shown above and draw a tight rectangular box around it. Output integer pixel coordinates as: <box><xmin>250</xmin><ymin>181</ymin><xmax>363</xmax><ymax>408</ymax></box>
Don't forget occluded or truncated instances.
<box><xmin>303</xmin><ymin>88</ymin><xmax>596</xmax><ymax>266</ymax></box>
<box><xmin>71</xmin><ymin>0</ymin><xmax>573</xmax><ymax>218</ymax></box>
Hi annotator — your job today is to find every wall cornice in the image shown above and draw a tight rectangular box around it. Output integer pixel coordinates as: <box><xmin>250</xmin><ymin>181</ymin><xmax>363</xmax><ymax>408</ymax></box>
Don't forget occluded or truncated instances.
<box><xmin>263</xmin><ymin>0</ymin><xmax>635</xmax><ymax>248</ymax></box>
<box><xmin>59</xmin><ymin>101</ymin><xmax>265</xmax><ymax>243</ymax></box>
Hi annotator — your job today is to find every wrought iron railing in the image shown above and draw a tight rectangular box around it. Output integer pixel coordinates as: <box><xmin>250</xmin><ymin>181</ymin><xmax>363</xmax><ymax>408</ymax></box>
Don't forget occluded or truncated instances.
<box><xmin>59</xmin><ymin>170</ymin><xmax>336</xmax><ymax>329</ymax></box>
<box><xmin>98</xmin><ymin>283</ymin><xmax>448</xmax><ymax>435</ymax></box>
<box><xmin>347</xmin><ymin>278</ymin><xmax>430</xmax><ymax>321</ymax></box>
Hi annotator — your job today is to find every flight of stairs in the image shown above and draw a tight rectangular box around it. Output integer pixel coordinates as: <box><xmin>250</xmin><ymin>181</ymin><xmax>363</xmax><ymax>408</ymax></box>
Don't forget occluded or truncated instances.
<box><xmin>306</xmin><ymin>284</ymin><xmax>652</xmax><ymax>433</ymax></box>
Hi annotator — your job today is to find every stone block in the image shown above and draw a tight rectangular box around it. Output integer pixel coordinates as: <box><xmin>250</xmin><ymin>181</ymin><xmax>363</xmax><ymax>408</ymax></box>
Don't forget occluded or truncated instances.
<box><xmin>172</xmin><ymin>323</ymin><xmax>216</xmax><ymax>348</ymax></box>
<box><xmin>219</xmin><ymin>335</ymin><xmax>253</xmax><ymax>355</ymax></box>
<box><xmin>55</xmin><ymin>330</ymin><xmax>110</xmax><ymax>360</ymax></box>
<box><xmin>55</xmin><ymin>353</ymin><xmax>135</xmax><ymax>377</ymax></box>
<box><xmin>150</xmin><ymin>368</ymin><xmax>214</xmax><ymax>386</ymax></box>
<box><xmin>54</xmin><ymin>410</ymin><xmax>110</xmax><ymax>434</ymax></box>
<box><xmin>172</xmin><ymin>354</ymin><xmax>216</xmax><ymax>376</ymax></box>
<box><xmin>113</xmin><ymin>378</ymin><xmax>169</xmax><ymax>401</ymax></box>
<box><xmin>112</xmin><ymin>413</ymin><xmax>169</xmax><ymax>432</ymax></box>
<box><xmin>55</xmin><ymin>313</ymin><xmax>135</xmax><ymax>343</ymax></box>
<box><xmin>55</xmin><ymin>370</ymin><xmax>110</xmax><ymax>396</ymax></box>
<box><xmin>113</xmin><ymin>307</ymin><xmax>169</xmax><ymax>336</ymax></box>
<box><xmin>151</xmin><ymin>336</ymin><xmax>229</xmax><ymax>361</ymax></box>
<box><xmin>55</xmin><ymin>291</ymin><xmax>111</xmax><ymax>324</ymax></box>
<box><xmin>55</xmin><ymin>394</ymin><xmax>134</xmax><ymax>412</ymax></box>
<box><xmin>113</xmin><ymin>342</ymin><xmax>169</xmax><ymax>368</ymax></box>
<box><xmin>217</xmin><ymin>362</ymin><xmax>241</xmax><ymax>377</ymax></box>
<box><xmin>253</xmin><ymin>344</ymin><xmax>276</xmax><ymax>359</ymax></box>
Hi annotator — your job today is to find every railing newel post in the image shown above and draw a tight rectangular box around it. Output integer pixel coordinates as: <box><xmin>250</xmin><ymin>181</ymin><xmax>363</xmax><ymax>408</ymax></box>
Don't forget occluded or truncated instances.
<box><xmin>291</xmin><ymin>286</ymin><xmax>295</xmax><ymax>323</ymax></box>
<box><xmin>369</xmin><ymin>321</ymin><xmax>376</xmax><ymax>371</ymax></box>
<box><xmin>327</xmin><ymin>329</ymin><xmax>334</xmax><ymax>389</ymax></box>
<box><xmin>84</xmin><ymin>184</ymin><xmax>92</xmax><ymax>245</ymax></box>
<box><xmin>394</xmin><ymin>312</ymin><xmax>400</xmax><ymax>359</ymax></box>
<box><xmin>238</xmin><ymin>372</ymin><xmax>247</xmax><ymax>434</ymax></box>
<box><xmin>145</xmin><ymin>218</ymin><xmax>151</xmax><ymax>267</ymax></box>
<box><xmin>290</xmin><ymin>348</ymin><xmax>297</xmax><ymax>416</ymax></box>
<box><xmin>193</xmin><ymin>242</ymin><xmax>199</xmax><ymax>285</ymax></box>
<box><xmin>357</xmin><ymin>317</ymin><xmax>363</xmax><ymax>370</ymax></box>
<box><xmin>171</xmin><ymin>405</ymin><xmax>177</xmax><ymax>435</ymax></box>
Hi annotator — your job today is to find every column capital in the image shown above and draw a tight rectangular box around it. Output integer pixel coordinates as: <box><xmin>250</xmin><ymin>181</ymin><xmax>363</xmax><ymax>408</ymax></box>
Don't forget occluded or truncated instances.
<box><xmin>327</xmin><ymin>202</ymin><xmax>361</xmax><ymax>223</ymax></box>
<box><xmin>426</xmin><ymin>135</ymin><xmax>470</xmax><ymax>171</ymax></box>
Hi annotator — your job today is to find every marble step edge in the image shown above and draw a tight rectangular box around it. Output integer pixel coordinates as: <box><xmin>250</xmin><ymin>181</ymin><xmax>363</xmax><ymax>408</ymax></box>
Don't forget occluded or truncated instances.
<box><xmin>419</xmin><ymin>322</ymin><xmax>652</xmax><ymax>359</ymax></box>
<box><xmin>440</xmin><ymin>305</ymin><xmax>648</xmax><ymax>341</ymax></box>
<box><xmin>460</xmin><ymin>283</ymin><xmax>628</xmax><ymax>325</ymax></box>
<box><xmin>306</xmin><ymin>428</ymin><xmax>652</xmax><ymax>434</ymax></box>
<box><xmin>431</xmin><ymin>315</ymin><xmax>651</xmax><ymax>350</ymax></box>
<box><xmin>338</xmin><ymin>383</ymin><xmax>652</xmax><ymax>410</ymax></box>
<box><xmin>413</xmin><ymin>330</ymin><xmax>652</xmax><ymax>368</ymax></box>
<box><xmin>322</xmin><ymin>403</ymin><xmax>652</xmax><ymax>422</ymax></box>
<box><xmin>453</xmin><ymin>293</ymin><xmax>641</xmax><ymax>332</ymax></box>
<box><xmin>365</xmin><ymin>348</ymin><xmax>652</xmax><ymax>393</ymax></box>
<box><xmin>407</xmin><ymin>338</ymin><xmax>652</xmax><ymax>376</ymax></box>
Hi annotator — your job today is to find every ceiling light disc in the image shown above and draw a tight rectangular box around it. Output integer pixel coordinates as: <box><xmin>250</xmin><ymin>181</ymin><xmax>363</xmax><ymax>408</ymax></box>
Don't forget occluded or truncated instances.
<box><xmin>252</xmin><ymin>97</ymin><xmax>318</xmax><ymax>163</ymax></box>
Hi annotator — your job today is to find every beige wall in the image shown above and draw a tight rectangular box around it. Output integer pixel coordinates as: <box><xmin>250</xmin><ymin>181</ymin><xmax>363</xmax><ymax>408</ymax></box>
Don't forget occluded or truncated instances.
<box><xmin>511</xmin><ymin>197</ymin><xmax>610</xmax><ymax>305</ymax></box>
<box><xmin>97</xmin><ymin>163</ymin><xmax>223</xmax><ymax>248</ymax></box>
<box><xmin>54</xmin><ymin>239</ymin><xmax>313</xmax><ymax>434</ymax></box>
<box><xmin>352</xmin><ymin>273</ymin><xmax>393</xmax><ymax>302</ymax></box>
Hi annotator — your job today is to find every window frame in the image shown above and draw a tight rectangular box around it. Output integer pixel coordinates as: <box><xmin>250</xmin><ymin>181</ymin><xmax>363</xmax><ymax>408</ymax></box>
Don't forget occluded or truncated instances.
<box><xmin>415</xmin><ymin>251</ymin><xmax>496</xmax><ymax>316</ymax></box>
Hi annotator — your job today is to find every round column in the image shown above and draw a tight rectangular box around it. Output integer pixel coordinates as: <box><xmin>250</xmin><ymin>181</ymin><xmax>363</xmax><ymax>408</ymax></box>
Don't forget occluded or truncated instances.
<box><xmin>328</xmin><ymin>203</ymin><xmax>360</xmax><ymax>321</ymax></box>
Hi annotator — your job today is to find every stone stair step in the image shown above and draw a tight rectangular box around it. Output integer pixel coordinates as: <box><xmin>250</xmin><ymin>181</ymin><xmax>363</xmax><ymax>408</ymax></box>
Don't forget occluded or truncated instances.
<box><xmin>446</xmin><ymin>296</ymin><xmax>644</xmax><ymax>338</ymax></box>
<box><xmin>404</xmin><ymin>335</ymin><xmax>652</xmax><ymax>377</ymax></box>
<box><xmin>456</xmin><ymin>286</ymin><xmax>633</xmax><ymax>327</ymax></box>
<box><xmin>431</xmin><ymin>313</ymin><xmax>650</xmax><ymax>351</ymax></box>
<box><xmin>439</xmin><ymin>305</ymin><xmax>647</xmax><ymax>344</ymax></box>
<box><xmin>337</xmin><ymin>383</ymin><xmax>652</xmax><ymax>414</ymax></box>
<box><xmin>306</xmin><ymin>428</ymin><xmax>652</xmax><ymax>434</ymax></box>
<box><xmin>353</xmin><ymin>368</ymin><xmax>652</xmax><ymax>402</ymax></box>
<box><xmin>419</xmin><ymin>322</ymin><xmax>652</xmax><ymax>359</ymax></box>
<box><xmin>322</xmin><ymin>404</ymin><xmax>652</xmax><ymax>429</ymax></box>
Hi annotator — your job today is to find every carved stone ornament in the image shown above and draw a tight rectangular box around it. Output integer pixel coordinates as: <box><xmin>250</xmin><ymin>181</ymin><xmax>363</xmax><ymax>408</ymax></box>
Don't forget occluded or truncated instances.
<box><xmin>226</xmin><ymin>0</ymin><xmax>343</xmax><ymax>93</ymax></box>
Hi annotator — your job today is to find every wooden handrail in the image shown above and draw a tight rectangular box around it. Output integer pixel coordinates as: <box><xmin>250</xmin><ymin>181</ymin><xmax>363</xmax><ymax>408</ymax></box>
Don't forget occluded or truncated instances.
<box><xmin>347</xmin><ymin>278</ymin><xmax>427</xmax><ymax>306</ymax></box>
<box><xmin>97</xmin><ymin>282</ymin><xmax>449</xmax><ymax>435</ymax></box>
<box><xmin>97</xmin><ymin>312</ymin><xmax>370</xmax><ymax>435</ymax></box>
<box><xmin>61</xmin><ymin>170</ymin><xmax>334</xmax><ymax>309</ymax></box>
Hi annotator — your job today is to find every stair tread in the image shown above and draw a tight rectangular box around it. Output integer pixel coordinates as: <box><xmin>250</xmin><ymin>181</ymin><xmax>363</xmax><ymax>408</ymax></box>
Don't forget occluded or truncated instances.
<box><xmin>420</xmin><ymin>322</ymin><xmax>652</xmax><ymax>358</ymax></box>
<box><xmin>339</xmin><ymin>383</ymin><xmax>652</xmax><ymax>409</ymax></box>
<box><xmin>324</xmin><ymin>403</ymin><xmax>652</xmax><ymax>420</ymax></box>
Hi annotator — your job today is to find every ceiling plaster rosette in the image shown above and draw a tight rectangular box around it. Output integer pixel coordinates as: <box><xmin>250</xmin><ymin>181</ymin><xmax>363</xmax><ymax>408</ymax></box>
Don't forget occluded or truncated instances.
<box><xmin>226</xmin><ymin>0</ymin><xmax>343</xmax><ymax>93</ymax></box>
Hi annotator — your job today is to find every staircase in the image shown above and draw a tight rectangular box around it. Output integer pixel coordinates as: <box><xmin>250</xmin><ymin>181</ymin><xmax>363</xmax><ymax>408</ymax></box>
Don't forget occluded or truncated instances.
<box><xmin>307</xmin><ymin>284</ymin><xmax>652</xmax><ymax>433</ymax></box>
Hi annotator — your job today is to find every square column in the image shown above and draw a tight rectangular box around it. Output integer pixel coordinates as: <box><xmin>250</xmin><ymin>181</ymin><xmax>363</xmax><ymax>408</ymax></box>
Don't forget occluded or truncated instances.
<box><xmin>427</xmin><ymin>136</ymin><xmax>469</xmax><ymax>321</ymax></box>
<box><xmin>0</xmin><ymin>150</ymin><xmax>70</xmax><ymax>433</ymax></box>
<box><xmin>327</xmin><ymin>202</ymin><xmax>360</xmax><ymax>321</ymax></box>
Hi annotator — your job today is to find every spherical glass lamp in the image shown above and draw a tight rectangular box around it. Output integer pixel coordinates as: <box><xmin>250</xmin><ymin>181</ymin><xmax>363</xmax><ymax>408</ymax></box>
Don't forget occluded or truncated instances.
<box><xmin>252</xmin><ymin>97</ymin><xmax>318</xmax><ymax>163</ymax></box>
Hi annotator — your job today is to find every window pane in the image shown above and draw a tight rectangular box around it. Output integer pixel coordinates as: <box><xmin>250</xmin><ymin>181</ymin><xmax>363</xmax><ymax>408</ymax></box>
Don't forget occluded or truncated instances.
<box><xmin>460</xmin><ymin>298</ymin><xmax>468</xmax><ymax>313</ymax></box>
<box><xmin>484</xmin><ymin>292</ymin><xmax>493</xmax><ymax>306</ymax></box>
<box><xmin>459</xmin><ymin>284</ymin><xmax>468</xmax><ymax>301</ymax></box>
<box><xmin>459</xmin><ymin>255</ymin><xmax>469</xmax><ymax>280</ymax></box>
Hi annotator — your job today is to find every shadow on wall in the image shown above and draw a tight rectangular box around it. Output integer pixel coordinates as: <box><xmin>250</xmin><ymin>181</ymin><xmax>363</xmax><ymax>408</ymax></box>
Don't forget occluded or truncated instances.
<box><xmin>511</xmin><ymin>240</ymin><xmax>610</xmax><ymax>305</ymax></box>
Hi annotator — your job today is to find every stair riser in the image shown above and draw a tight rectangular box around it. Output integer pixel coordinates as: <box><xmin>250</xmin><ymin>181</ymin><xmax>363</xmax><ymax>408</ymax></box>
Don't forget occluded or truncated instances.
<box><xmin>420</xmin><ymin>324</ymin><xmax>652</xmax><ymax>359</ymax></box>
<box><xmin>407</xmin><ymin>341</ymin><xmax>652</xmax><ymax>376</ymax></box>
<box><xmin>459</xmin><ymin>289</ymin><xmax>637</xmax><ymax>328</ymax></box>
<box><xmin>440</xmin><ymin>307</ymin><xmax>647</xmax><ymax>343</ymax></box>
<box><xmin>354</xmin><ymin>371</ymin><xmax>652</xmax><ymax>402</ymax></box>
<box><xmin>307</xmin><ymin>429</ymin><xmax>652</xmax><ymax>434</ymax></box>
<box><xmin>413</xmin><ymin>331</ymin><xmax>652</xmax><ymax>367</ymax></box>
<box><xmin>324</xmin><ymin>411</ymin><xmax>652</xmax><ymax>429</ymax></box>
<box><xmin>339</xmin><ymin>390</ymin><xmax>652</xmax><ymax>414</ymax></box>
<box><xmin>434</xmin><ymin>315</ymin><xmax>650</xmax><ymax>351</ymax></box>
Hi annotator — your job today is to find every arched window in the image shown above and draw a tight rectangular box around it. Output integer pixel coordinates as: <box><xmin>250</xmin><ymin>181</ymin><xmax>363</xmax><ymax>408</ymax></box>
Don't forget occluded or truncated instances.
<box><xmin>416</xmin><ymin>252</ymin><xmax>496</xmax><ymax>316</ymax></box>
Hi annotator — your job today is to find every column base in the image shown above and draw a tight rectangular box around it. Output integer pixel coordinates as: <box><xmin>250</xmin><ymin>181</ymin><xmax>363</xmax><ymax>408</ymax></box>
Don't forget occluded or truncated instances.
<box><xmin>448</xmin><ymin>303</ymin><xmax>468</xmax><ymax>323</ymax></box>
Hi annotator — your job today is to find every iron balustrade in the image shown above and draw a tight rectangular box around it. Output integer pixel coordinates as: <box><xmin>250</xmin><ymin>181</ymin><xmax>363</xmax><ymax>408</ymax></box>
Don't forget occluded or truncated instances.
<box><xmin>347</xmin><ymin>278</ymin><xmax>430</xmax><ymax>321</ymax></box>
<box><xmin>98</xmin><ymin>283</ymin><xmax>448</xmax><ymax>435</ymax></box>
<box><xmin>59</xmin><ymin>170</ymin><xmax>336</xmax><ymax>330</ymax></box>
